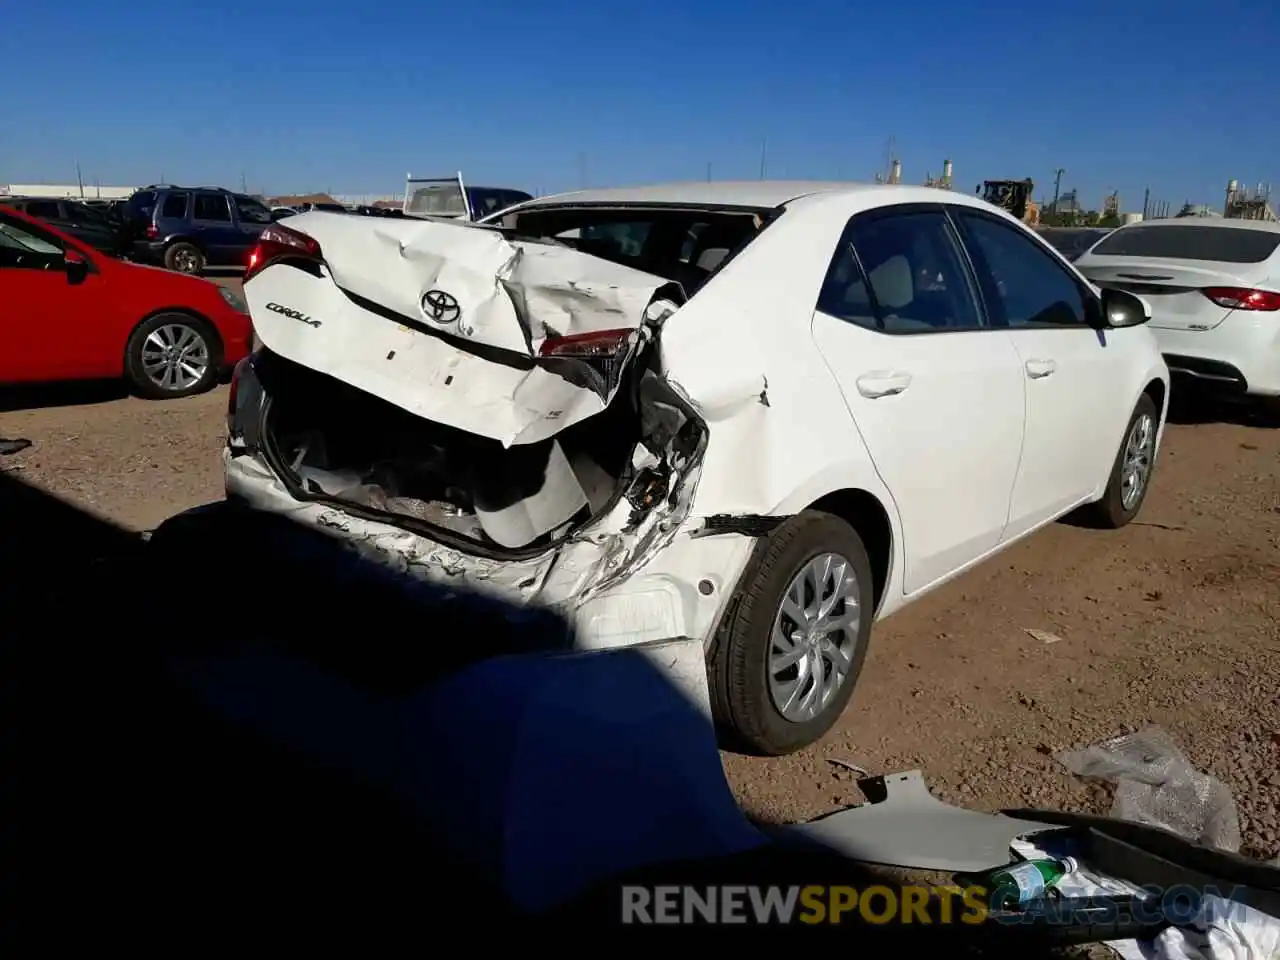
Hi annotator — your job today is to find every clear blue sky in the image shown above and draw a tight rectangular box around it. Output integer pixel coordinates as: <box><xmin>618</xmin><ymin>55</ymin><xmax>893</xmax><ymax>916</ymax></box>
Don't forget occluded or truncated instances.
<box><xmin>2</xmin><ymin>0</ymin><xmax>1275</xmax><ymax>211</ymax></box>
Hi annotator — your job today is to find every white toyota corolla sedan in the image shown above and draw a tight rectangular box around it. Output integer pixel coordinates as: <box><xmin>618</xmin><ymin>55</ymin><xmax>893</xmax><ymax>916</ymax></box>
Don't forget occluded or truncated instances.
<box><xmin>225</xmin><ymin>181</ymin><xmax>1170</xmax><ymax>754</ymax></box>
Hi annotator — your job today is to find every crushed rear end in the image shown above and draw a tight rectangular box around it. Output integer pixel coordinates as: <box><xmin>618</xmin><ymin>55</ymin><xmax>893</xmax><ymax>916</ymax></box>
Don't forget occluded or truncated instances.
<box><xmin>228</xmin><ymin>213</ymin><xmax>723</xmax><ymax>645</ymax></box>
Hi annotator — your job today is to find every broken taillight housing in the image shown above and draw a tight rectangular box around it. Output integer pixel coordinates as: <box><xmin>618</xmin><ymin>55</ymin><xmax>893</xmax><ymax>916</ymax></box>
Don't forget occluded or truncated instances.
<box><xmin>226</xmin><ymin>356</ymin><xmax>263</xmax><ymax>451</ymax></box>
<box><xmin>1201</xmin><ymin>287</ymin><xmax>1280</xmax><ymax>311</ymax></box>
<box><xmin>243</xmin><ymin>223</ymin><xmax>323</xmax><ymax>283</ymax></box>
<box><xmin>538</xmin><ymin>328</ymin><xmax>637</xmax><ymax>358</ymax></box>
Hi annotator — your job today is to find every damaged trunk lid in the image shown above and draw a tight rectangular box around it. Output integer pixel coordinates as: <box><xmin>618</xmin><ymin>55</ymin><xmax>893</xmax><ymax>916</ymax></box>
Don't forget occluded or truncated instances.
<box><xmin>243</xmin><ymin>214</ymin><xmax>679</xmax><ymax>447</ymax></box>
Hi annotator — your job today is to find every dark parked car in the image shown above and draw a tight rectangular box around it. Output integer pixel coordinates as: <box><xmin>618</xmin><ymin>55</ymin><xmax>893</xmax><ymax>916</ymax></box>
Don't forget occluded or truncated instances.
<box><xmin>0</xmin><ymin>196</ymin><xmax>128</xmax><ymax>256</ymax></box>
<box><xmin>1037</xmin><ymin>226</ymin><xmax>1114</xmax><ymax>262</ymax></box>
<box><xmin>120</xmin><ymin>185</ymin><xmax>274</xmax><ymax>275</ymax></box>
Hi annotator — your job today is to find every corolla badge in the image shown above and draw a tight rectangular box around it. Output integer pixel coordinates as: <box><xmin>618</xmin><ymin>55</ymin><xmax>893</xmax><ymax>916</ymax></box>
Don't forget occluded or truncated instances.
<box><xmin>421</xmin><ymin>289</ymin><xmax>461</xmax><ymax>325</ymax></box>
<box><xmin>265</xmin><ymin>302</ymin><xmax>320</xmax><ymax>327</ymax></box>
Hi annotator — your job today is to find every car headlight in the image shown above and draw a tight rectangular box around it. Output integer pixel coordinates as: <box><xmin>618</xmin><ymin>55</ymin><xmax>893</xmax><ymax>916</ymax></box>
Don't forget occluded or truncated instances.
<box><xmin>218</xmin><ymin>285</ymin><xmax>249</xmax><ymax>314</ymax></box>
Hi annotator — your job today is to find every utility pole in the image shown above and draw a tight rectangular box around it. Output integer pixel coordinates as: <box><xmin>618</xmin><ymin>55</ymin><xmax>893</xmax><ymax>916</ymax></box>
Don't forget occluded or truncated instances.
<box><xmin>75</xmin><ymin>162</ymin><xmax>84</xmax><ymax>198</ymax></box>
<box><xmin>1051</xmin><ymin>168</ymin><xmax>1065</xmax><ymax>215</ymax></box>
<box><xmin>758</xmin><ymin>137</ymin><xmax>768</xmax><ymax>180</ymax></box>
<box><xmin>241</xmin><ymin>172</ymin><xmax>248</xmax><ymax>193</ymax></box>
<box><xmin>1142</xmin><ymin>187</ymin><xmax>1150</xmax><ymax>220</ymax></box>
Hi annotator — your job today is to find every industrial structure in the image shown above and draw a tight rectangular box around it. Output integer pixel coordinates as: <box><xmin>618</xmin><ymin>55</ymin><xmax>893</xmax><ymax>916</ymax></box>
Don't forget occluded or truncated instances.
<box><xmin>1223</xmin><ymin>179</ymin><xmax>1276</xmax><ymax>221</ymax></box>
<box><xmin>922</xmin><ymin>159</ymin><xmax>954</xmax><ymax>190</ymax></box>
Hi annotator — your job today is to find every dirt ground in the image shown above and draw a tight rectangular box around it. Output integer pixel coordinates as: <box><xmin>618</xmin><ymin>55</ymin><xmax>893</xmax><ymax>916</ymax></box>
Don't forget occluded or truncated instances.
<box><xmin>3</xmin><ymin>375</ymin><xmax>1278</xmax><ymax>861</ymax></box>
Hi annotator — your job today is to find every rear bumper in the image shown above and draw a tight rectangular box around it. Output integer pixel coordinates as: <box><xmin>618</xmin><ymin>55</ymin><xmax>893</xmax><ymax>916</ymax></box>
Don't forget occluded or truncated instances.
<box><xmin>1149</xmin><ymin>314</ymin><xmax>1280</xmax><ymax>396</ymax></box>
<box><xmin>223</xmin><ymin>450</ymin><xmax>755</xmax><ymax>651</ymax></box>
<box><xmin>129</xmin><ymin>240</ymin><xmax>168</xmax><ymax>264</ymax></box>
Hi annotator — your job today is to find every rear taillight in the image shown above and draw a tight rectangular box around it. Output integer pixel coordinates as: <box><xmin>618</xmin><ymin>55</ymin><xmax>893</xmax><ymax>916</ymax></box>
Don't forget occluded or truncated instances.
<box><xmin>538</xmin><ymin>328</ymin><xmax>637</xmax><ymax>358</ymax></box>
<box><xmin>243</xmin><ymin>223</ymin><xmax>323</xmax><ymax>283</ymax></box>
<box><xmin>1201</xmin><ymin>287</ymin><xmax>1280</xmax><ymax>311</ymax></box>
<box><xmin>145</xmin><ymin>223</ymin><xmax>158</xmax><ymax>239</ymax></box>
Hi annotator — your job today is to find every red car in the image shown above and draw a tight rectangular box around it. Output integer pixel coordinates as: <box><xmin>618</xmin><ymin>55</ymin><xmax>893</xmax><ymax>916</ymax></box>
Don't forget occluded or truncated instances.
<box><xmin>0</xmin><ymin>206</ymin><xmax>253</xmax><ymax>398</ymax></box>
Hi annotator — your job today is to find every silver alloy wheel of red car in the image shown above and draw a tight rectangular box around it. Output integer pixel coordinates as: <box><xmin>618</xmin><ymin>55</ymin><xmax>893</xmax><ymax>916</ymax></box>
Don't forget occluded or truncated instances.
<box><xmin>139</xmin><ymin>322</ymin><xmax>211</xmax><ymax>394</ymax></box>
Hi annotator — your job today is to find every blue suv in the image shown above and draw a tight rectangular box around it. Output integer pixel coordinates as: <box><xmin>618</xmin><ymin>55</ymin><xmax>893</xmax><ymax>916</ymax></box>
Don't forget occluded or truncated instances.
<box><xmin>121</xmin><ymin>185</ymin><xmax>274</xmax><ymax>275</ymax></box>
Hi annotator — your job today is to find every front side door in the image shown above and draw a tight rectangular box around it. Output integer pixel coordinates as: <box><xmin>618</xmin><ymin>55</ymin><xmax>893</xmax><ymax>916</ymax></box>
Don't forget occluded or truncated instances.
<box><xmin>191</xmin><ymin>192</ymin><xmax>238</xmax><ymax>264</ymax></box>
<box><xmin>810</xmin><ymin>205</ymin><xmax>1028</xmax><ymax>596</ymax></box>
<box><xmin>951</xmin><ymin>208</ymin><xmax>1133</xmax><ymax>536</ymax></box>
<box><xmin>0</xmin><ymin>214</ymin><xmax>111</xmax><ymax>383</ymax></box>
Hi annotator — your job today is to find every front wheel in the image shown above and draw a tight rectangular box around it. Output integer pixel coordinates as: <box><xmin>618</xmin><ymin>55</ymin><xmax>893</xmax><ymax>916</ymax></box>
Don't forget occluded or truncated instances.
<box><xmin>1085</xmin><ymin>393</ymin><xmax>1159</xmax><ymax>529</ymax></box>
<box><xmin>124</xmin><ymin>313</ymin><xmax>222</xmax><ymax>399</ymax></box>
<box><xmin>708</xmin><ymin>511</ymin><xmax>875</xmax><ymax>756</ymax></box>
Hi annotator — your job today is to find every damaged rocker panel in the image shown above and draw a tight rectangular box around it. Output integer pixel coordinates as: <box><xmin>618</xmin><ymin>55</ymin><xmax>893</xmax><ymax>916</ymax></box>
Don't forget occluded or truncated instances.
<box><xmin>692</xmin><ymin>514</ymin><xmax>788</xmax><ymax>539</ymax></box>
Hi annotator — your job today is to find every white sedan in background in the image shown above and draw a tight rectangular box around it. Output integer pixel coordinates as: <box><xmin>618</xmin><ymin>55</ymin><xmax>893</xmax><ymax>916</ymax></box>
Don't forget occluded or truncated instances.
<box><xmin>223</xmin><ymin>181</ymin><xmax>1169</xmax><ymax>754</ymax></box>
<box><xmin>1075</xmin><ymin>217</ymin><xmax>1280</xmax><ymax>420</ymax></box>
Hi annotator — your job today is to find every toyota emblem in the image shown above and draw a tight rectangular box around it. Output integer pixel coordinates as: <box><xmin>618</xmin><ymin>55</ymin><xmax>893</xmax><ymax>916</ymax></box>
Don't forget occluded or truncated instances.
<box><xmin>421</xmin><ymin>289</ymin><xmax>461</xmax><ymax>324</ymax></box>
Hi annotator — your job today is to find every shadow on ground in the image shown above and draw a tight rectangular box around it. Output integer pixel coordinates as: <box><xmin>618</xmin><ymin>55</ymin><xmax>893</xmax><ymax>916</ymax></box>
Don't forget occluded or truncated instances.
<box><xmin>1</xmin><ymin>473</ymin><xmax>1100</xmax><ymax>952</ymax></box>
<box><xmin>1165</xmin><ymin>391</ymin><xmax>1277</xmax><ymax>429</ymax></box>
<box><xmin>0</xmin><ymin>379</ymin><xmax>130</xmax><ymax>412</ymax></box>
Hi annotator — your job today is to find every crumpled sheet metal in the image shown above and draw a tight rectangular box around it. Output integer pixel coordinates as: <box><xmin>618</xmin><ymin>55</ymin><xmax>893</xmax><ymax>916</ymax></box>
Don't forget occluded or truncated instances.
<box><xmin>1056</xmin><ymin>727</ymin><xmax>1243</xmax><ymax>853</ymax></box>
<box><xmin>319</xmin><ymin>215</ymin><xmax>671</xmax><ymax>355</ymax></box>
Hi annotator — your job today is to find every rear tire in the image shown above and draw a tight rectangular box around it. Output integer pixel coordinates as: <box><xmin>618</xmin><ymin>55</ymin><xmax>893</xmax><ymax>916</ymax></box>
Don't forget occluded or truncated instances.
<box><xmin>1085</xmin><ymin>393</ymin><xmax>1159</xmax><ymax>529</ymax></box>
<box><xmin>708</xmin><ymin>510</ymin><xmax>875</xmax><ymax>756</ymax></box>
<box><xmin>124</xmin><ymin>312</ymin><xmax>222</xmax><ymax>399</ymax></box>
<box><xmin>164</xmin><ymin>241</ymin><xmax>204</xmax><ymax>275</ymax></box>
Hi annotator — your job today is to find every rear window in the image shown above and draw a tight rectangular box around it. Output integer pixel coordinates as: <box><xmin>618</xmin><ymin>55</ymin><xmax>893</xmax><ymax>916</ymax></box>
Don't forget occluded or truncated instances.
<box><xmin>129</xmin><ymin>190</ymin><xmax>157</xmax><ymax>213</ymax></box>
<box><xmin>1089</xmin><ymin>224</ymin><xmax>1280</xmax><ymax>263</ymax></box>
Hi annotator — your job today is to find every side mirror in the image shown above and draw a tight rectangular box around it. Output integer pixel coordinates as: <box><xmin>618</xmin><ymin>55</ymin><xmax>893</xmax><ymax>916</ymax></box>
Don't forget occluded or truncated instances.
<box><xmin>1101</xmin><ymin>287</ymin><xmax>1150</xmax><ymax>328</ymax></box>
<box><xmin>65</xmin><ymin>249</ymin><xmax>90</xmax><ymax>285</ymax></box>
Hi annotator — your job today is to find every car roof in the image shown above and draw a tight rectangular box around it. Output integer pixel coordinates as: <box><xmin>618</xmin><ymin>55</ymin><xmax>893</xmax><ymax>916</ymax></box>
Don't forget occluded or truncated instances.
<box><xmin>1114</xmin><ymin>217</ymin><xmax>1280</xmax><ymax>235</ymax></box>
<box><xmin>516</xmin><ymin>180</ymin><xmax>949</xmax><ymax>211</ymax></box>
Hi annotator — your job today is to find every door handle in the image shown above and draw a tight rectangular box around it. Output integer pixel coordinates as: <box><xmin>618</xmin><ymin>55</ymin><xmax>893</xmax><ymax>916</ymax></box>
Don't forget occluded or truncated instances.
<box><xmin>1024</xmin><ymin>358</ymin><xmax>1057</xmax><ymax>379</ymax></box>
<box><xmin>855</xmin><ymin>371</ymin><xmax>912</xmax><ymax>398</ymax></box>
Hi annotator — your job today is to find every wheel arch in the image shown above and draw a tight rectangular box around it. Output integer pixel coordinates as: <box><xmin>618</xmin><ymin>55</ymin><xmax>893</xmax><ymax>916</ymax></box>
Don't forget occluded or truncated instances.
<box><xmin>1142</xmin><ymin>376</ymin><xmax>1167</xmax><ymax>424</ymax></box>
<box><xmin>162</xmin><ymin>235</ymin><xmax>204</xmax><ymax>251</ymax></box>
<box><xmin>803</xmin><ymin>487</ymin><xmax>894</xmax><ymax>615</ymax></box>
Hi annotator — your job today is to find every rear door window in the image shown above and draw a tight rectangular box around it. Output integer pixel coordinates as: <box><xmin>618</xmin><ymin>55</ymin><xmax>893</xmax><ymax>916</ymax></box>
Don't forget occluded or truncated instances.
<box><xmin>193</xmin><ymin>192</ymin><xmax>232</xmax><ymax>222</ymax></box>
<box><xmin>819</xmin><ymin>209</ymin><xmax>983</xmax><ymax>333</ymax></box>
<box><xmin>1089</xmin><ymin>224</ymin><xmax>1280</xmax><ymax>263</ymax></box>
<box><xmin>161</xmin><ymin>192</ymin><xmax>190</xmax><ymax>219</ymax></box>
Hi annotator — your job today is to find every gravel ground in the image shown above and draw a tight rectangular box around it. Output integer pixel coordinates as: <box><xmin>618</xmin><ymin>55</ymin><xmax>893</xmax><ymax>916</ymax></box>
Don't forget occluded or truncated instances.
<box><xmin>2</xmin><ymin>375</ymin><xmax>1277</xmax><ymax>861</ymax></box>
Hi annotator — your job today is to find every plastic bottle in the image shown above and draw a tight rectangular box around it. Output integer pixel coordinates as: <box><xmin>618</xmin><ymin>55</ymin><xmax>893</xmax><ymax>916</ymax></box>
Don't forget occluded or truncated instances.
<box><xmin>966</xmin><ymin>856</ymin><xmax>1079</xmax><ymax>908</ymax></box>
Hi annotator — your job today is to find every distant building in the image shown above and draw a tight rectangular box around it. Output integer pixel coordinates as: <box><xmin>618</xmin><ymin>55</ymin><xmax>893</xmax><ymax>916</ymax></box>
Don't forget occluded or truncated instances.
<box><xmin>1</xmin><ymin>183</ymin><xmax>136</xmax><ymax>200</ymax></box>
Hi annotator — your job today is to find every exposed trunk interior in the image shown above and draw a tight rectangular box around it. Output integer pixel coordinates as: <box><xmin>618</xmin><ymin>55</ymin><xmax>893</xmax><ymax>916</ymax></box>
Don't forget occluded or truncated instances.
<box><xmin>255</xmin><ymin>348</ymin><xmax>689</xmax><ymax>556</ymax></box>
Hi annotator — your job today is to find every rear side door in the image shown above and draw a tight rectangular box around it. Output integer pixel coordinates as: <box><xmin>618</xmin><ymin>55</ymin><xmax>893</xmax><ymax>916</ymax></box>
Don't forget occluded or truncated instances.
<box><xmin>1074</xmin><ymin>222</ymin><xmax>1280</xmax><ymax>332</ymax></box>
<box><xmin>809</xmin><ymin>204</ymin><xmax>1027</xmax><ymax>596</ymax></box>
<box><xmin>0</xmin><ymin>214</ymin><xmax>116</xmax><ymax>383</ymax></box>
<box><xmin>952</xmin><ymin>207</ymin><xmax>1133</xmax><ymax>535</ymax></box>
<box><xmin>190</xmin><ymin>191</ymin><xmax>238</xmax><ymax>264</ymax></box>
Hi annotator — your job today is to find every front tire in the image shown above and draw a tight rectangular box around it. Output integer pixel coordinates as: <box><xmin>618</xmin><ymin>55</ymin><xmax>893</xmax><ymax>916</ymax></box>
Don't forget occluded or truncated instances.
<box><xmin>708</xmin><ymin>510</ymin><xmax>875</xmax><ymax>756</ymax></box>
<box><xmin>125</xmin><ymin>313</ymin><xmax>222</xmax><ymax>399</ymax></box>
<box><xmin>1086</xmin><ymin>393</ymin><xmax>1159</xmax><ymax>529</ymax></box>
